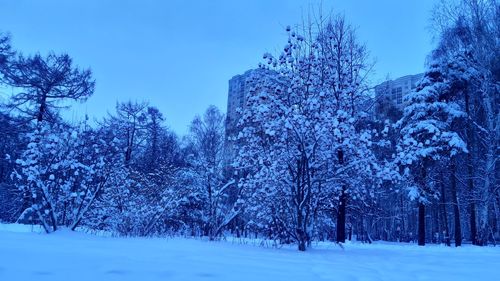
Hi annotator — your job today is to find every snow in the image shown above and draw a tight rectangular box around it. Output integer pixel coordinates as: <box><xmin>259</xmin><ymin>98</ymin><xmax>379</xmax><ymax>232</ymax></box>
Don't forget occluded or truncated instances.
<box><xmin>1</xmin><ymin>224</ymin><xmax>499</xmax><ymax>281</ymax></box>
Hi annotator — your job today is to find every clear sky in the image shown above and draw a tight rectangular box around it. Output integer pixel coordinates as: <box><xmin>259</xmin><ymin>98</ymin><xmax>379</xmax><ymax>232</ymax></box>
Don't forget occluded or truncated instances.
<box><xmin>0</xmin><ymin>0</ymin><xmax>436</xmax><ymax>134</ymax></box>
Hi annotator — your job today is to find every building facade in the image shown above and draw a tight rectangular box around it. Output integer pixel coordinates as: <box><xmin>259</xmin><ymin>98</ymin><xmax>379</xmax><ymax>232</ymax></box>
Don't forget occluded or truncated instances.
<box><xmin>226</xmin><ymin>70</ymin><xmax>253</xmax><ymax>135</ymax></box>
<box><xmin>224</xmin><ymin>69</ymin><xmax>265</xmax><ymax>170</ymax></box>
<box><xmin>374</xmin><ymin>73</ymin><xmax>424</xmax><ymax>107</ymax></box>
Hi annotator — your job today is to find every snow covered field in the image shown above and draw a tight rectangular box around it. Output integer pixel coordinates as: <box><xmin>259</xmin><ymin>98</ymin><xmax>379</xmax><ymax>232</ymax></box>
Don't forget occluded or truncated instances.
<box><xmin>0</xmin><ymin>224</ymin><xmax>499</xmax><ymax>281</ymax></box>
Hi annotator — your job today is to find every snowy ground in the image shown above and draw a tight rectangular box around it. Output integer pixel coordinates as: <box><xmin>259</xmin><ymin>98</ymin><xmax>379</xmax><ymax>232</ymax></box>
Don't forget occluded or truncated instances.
<box><xmin>0</xmin><ymin>224</ymin><xmax>499</xmax><ymax>281</ymax></box>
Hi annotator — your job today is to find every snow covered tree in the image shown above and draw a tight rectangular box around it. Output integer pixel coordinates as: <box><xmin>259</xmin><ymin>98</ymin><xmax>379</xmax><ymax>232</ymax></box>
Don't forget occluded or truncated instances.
<box><xmin>13</xmin><ymin>121</ymin><xmax>121</xmax><ymax>232</ymax></box>
<box><xmin>396</xmin><ymin>55</ymin><xmax>470</xmax><ymax>246</ymax></box>
<box><xmin>236</xmin><ymin>14</ymin><xmax>386</xmax><ymax>250</ymax></box>
<box><xmin>429</xmin><ymin>0</ymin><xmax>498</xmax><ymax>245</ymax></box>
<box><xmin>187</xmin><ymin>105</ymin><xmax>237</xmax><ymax>240</ymax></box>
<box><xmin>0</xmin><ymin>112</ymin><xmax>27</xmax><ymax>222</ymax></box>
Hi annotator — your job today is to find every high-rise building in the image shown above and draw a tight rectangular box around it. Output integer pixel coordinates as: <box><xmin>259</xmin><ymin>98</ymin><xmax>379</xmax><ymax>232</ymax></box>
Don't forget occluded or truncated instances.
<box><xmin>224</xmin><ymin>68</ymin><xmax>279</xmax><ymax>170</ymax></box>
<box><xmin>374</xmin><ymin>73</ymin><xmax>424</xmax><ymax>107</ymax></box>
<box><xmin>224</xmin><ymin>71</ymin><xmax>424</xmax><ymax>158</ymax></box>
<box><xmin>226</xmin><ymin>70</ymin><xmax>253</xmax><ymax>135</ymax></box>
<box><xmin>224</xmin><ymin>69</ymin><xmax>264</xmax><ymax>169</ymax></box>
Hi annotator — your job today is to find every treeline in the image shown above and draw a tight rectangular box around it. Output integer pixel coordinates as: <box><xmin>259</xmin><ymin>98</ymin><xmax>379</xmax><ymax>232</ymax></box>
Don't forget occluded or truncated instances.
<box><xmin>231</xmin><ymin>0</ymin><xmax>498</xmax><ymax>250</ymax></box>
<box><xmin>0</xmin><ymin>0</ymin><xmax>498</xmax><ymax>251</ymax></box>
<box><xmin>374</xmin><ymin>0</ymin><xmax>499</xmax><ymax>247</ymax></box>
<box><xmin>0</xmin><ymin>35</ymin><xmax>231</xmax><ymax>237</ymax></box>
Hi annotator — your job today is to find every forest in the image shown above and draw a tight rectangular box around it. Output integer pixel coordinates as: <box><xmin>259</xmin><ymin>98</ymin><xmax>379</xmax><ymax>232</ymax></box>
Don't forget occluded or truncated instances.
<box><xmin>0</xmin><ymin>0</ymin><xmax>498</xmax><ymax>252</ymax></box>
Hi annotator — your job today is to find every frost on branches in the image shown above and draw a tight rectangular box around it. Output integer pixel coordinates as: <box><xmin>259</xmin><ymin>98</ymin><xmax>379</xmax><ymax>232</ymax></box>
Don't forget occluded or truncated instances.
<box><xmin>13</xmin><ymin>121</ymin><xmax>129</xmax><ymax>233</ymax></box>
<box><xmin>187</xmin><ymin>106</ymin><xmax>239</xmax><ymax>240</ymax></box>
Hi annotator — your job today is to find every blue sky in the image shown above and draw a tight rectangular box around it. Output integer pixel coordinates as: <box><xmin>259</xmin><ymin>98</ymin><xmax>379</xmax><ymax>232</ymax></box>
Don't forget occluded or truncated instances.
<box><xmin>0</xmin><ymin>0</ymin><xmax>436</xmax><ymax>134</ymax></box>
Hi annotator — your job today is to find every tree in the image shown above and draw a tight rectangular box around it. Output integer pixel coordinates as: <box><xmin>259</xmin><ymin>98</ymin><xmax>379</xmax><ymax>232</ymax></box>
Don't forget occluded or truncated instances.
<box><xmin>1</xmin><ymin>52</ymin><xmax>94</xmax><ymax>123</ymax></box>
<box><xmin>104</xmin><ymin>101</ymin><xmax>148</xmax><ymax>165</ymax></box>
<box><xmin>315</xmin><ymin>17</ymin><xmax>384</xmax><ymax>243</ymax></box>
<box><xmin>188</xmin><ymin>105</ymin><xmax>237</xmax><ymax>240</ymax></box>
<box><xmin>236</xmin><ymin>13</ymin><xmax>383</xmax><ymax>250</ymax></box>
<box><xmin>0</xmin><ymin>32</ymin><xmax>14</xmax><ymax>76</ymax></box>
<box><xmin>144</xmin><ymin>106</ymin><xmax>164</xmax><ymax>171</ymax></box>
<box><xmin>13</xmin><ymin>121</ymin><xmax>121</xmax><ymax>232</ymax></box>
<box><xmin>0</xmin><ymin>111</ymin><xmax>27</xmax><ymax>222</ymax></box>
<box><xmin>431</xmin><ymin>0</ymin><xmax>499</xmax><ymax>245</ymax></box>
<box><xmin>396</xmin><ymin>56</ymin><xmax>469</xmax><ymax>246</ymax></box>
<box><xmin>82</xmin><ymin>126</ymin><xmax>139</xmax><ymax>235</ymax></box>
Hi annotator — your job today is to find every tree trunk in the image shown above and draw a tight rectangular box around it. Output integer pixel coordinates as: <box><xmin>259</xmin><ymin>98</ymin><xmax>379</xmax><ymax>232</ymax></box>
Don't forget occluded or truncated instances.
<box><xmin>336</xmin><ymin>149</ymin><xmax>347</xmax><ymax>243</ymax></box>
<box><xmin>294</xmin><ymin>156</ymin><xmax>309</xmax><ymax>251</ymax></box>
<box><xmin>417</xmin><ymin>161</ymin><xmax>428</xmax><ymax>246</ymax></box>
<box><xmin>37</xmin><ymin>93</ymin><xmax>47</xmax><ymax>122</ymax></box>
<box><xmin>337</xmin><ymin>186</ymin><xmax>347</xmax><ymax>243</ymax></box>
<box><xmin>418</xmin><ymin>202</ymin><xmax>425</xmax><ymax>246</ymax></box>
<box><xmin>464</xmin><ymin>90</ymin><xmax>478</xmax><ymax>245</ymax></box>
<box><xmin>439</xmin><ymin>174</ymin><xmax>451</xmax><ymax>246</ymax></box>
<box><xmin>450</xmin><ymin>158</ymin><xmax>462</xmax><ymax>246</ymax></box>
<box><xmin>297</xmin><ymin>226</ymin><xmax>306</xmax><ymax>251</ymax></box>
<box><xmin>207</xmin><ymin>175</ymin><xmax>214</xmax><ymax>240</ymax></box>
<box><xmin>297</xmin><ymin>198</ymin><xmax>306</xmax><ymax>251</ymax></box>
<box><xmin>432</xmin><ymin>204</ymin><xmax>439</xmax><ymax>243</ymax></box>
<box><xmin>468</xmin><ymin>164</ymin><xmax>478</xmax><ymax>245</ymax></box>
<box><xmin>495</xmin><ymin>195</ymin><xmax>500</xmax><ymax>242</ymax></box>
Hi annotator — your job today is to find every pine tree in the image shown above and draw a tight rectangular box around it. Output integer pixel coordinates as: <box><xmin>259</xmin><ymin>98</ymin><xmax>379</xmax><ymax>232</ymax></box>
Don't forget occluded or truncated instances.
<box><xmin>396</xmin><ymin>56</ymin><xmax>469</xmax><ymax>246</ymax></box>
<box><xmin>1</xmin><ymin>52</ymin><xmax>94</xmax><ymax>123</ymax></box>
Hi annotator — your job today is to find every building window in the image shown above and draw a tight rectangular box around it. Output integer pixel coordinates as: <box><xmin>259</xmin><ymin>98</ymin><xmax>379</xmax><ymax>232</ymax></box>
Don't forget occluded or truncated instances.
<box><xmin>396</xmin><ymin>87</ymin><xmax>403</xmax><ymax>104</ymax></box>
<box><xmin>391</xmin><ymin>88</ymin><xmax>397</xmax><ymax>100</ymax></box>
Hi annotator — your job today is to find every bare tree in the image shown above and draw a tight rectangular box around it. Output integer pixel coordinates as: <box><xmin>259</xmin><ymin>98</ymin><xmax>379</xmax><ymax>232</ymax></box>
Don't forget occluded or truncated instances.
<box><xmin>189</xmin><ymin>105</ymin><xmax>236</xmax><ymax>240</ymax></box>
<box><xmin>106</xmin><ymin>100</ymin><xmax>149</xmax><ymax>165</ymax></box>
<box><xmin>144</xmin><ymin>106</ymin><xmax>165</xmax><ymax>171</ymax></box>
<box><xmin>1</xmin><ymin>52</ymin><xmax>94</xmax><ymax>123</ymax></box>
<box><xmin>0</xmin><ymin>32</ymin><xmax>14</xmax><ymax>73</ymax></box>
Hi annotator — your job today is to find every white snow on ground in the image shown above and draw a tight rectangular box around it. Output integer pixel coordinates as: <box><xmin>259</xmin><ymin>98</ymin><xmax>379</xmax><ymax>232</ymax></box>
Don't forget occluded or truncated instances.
<box><xmin>0</xmin><ymin>224</ymin><xmax>499</xmax><ymax>281</ymax></box>
<box><xmin>0</xmin><ymin>222</ymin><xmax>44</xmax><ymax>233</ymax></box>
